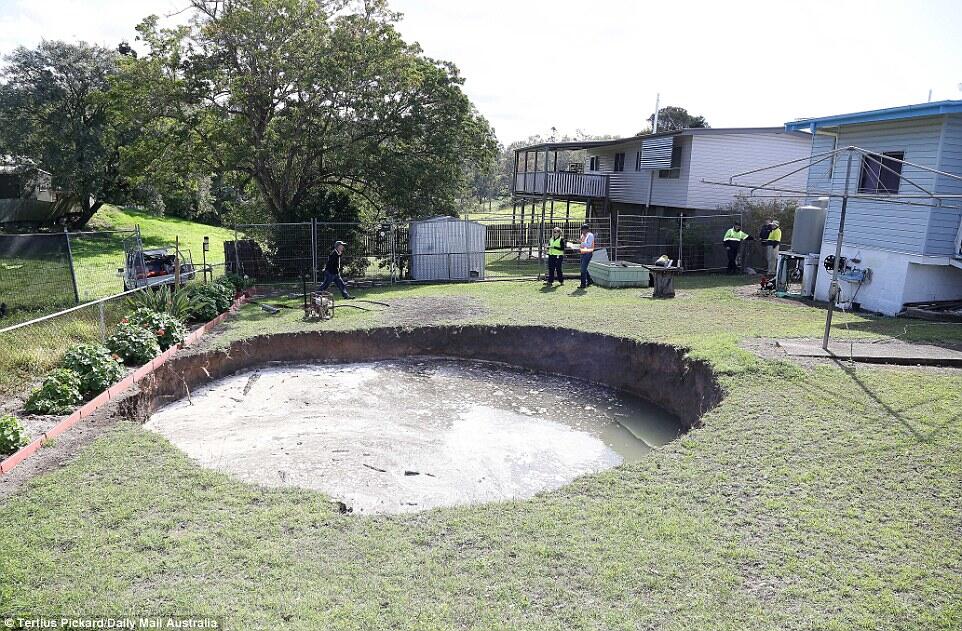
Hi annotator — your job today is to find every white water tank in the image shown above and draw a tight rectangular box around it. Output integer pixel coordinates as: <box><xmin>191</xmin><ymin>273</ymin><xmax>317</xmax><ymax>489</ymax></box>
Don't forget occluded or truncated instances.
<box><xmin>791</xmin><ymin>204</ymin><xmax>827</xmax><ymax>255</ymax></box>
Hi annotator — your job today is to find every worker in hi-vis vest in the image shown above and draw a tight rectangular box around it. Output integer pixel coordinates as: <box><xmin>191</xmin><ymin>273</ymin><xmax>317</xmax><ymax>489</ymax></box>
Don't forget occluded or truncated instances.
<box><xmin>763</xmin><ymin>220</ymin><xmax>782</xmax><ymax>275</ymax></box>
<box><xmin>567</xmin><ymin>223</ymin><xmax>595</xmax><ymax>289</ymax></box>
<box><xmin>723</xmin><ymin>222</ymin><xmax>750</xmax><ymax>274</ymax></box>
<box><xmin>545</xmin><ymin>226</ymin><xmax>565</xmax><ymax>286</ymax></box>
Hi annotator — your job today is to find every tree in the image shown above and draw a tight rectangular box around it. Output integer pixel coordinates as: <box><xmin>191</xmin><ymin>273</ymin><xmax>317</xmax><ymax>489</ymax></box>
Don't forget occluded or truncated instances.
<box><xmin>639</xmin><ymin>106</ymin><xmax>709</xmax><ymax>134</ymax></box>
<box><xmin>0</xmin><ymin>41</ymin><xmax>122</xmax><ymax>227</ymax></box>
<box><xmin>125</xmin><ymin>0</ymin><xmax>497</xmax><ymax>224</ymax></box>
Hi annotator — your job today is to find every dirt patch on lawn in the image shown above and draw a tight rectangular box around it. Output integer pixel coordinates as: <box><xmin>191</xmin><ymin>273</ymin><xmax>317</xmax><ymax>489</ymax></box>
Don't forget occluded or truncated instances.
<box><xmin>385</xmin><ymin>295</ymin><xmax>488</xmax><ymax>326</ymax></box>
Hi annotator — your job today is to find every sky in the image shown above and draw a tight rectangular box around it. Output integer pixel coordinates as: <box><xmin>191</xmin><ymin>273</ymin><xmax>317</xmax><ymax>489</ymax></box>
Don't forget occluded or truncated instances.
<box><xmin>1</xmin><ymin>0</ymin><xmax>960</xmax><ymax>144</ymax></box>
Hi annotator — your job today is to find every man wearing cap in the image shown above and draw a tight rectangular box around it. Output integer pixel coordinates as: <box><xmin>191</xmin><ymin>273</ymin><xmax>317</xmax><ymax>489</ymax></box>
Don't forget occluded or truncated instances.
<box><xmin>567</xmin><ymin>223</ymin><xmax>595</xmax><ymax>289</ymax></box>
<box><xmin>544</xmin><ymin>226</ymin><xmax>566</xmax><ymax>286</ymax></box>
<box><xmin>319</xmin><ymin>240</ymin><xmax>354</xmax><ymax>299</ymax></box>
<box><xmin>723</xmin><ymin>222</ymin><xmax>750</xmax><ymax>274</ymax></box>
<box><xmin>762</xmin><ymin>220</ymin><xmax>782</xmax><ymax>275</ymax></box>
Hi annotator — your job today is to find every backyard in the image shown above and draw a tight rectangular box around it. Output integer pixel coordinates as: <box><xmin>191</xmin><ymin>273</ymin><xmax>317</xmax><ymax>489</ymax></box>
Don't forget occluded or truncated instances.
<box><xmin>1</xmin><ymin>276</ymin><xmax>960</xmax><ymax>629</ymax></box>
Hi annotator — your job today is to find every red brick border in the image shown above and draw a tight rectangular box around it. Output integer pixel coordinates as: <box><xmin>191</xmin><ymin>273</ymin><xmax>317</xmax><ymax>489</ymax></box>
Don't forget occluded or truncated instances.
<box><xmin>0</xmin><ymin>294</ymin><xmax>251</xmax><ymax>475</ymax></box>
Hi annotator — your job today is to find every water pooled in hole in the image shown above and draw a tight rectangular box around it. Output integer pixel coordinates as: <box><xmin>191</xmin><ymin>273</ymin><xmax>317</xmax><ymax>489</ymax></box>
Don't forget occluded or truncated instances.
<box><xmin>146</xmin><ymin>359</ymin><xmax>683</xmax><ymax>513</ymax></box>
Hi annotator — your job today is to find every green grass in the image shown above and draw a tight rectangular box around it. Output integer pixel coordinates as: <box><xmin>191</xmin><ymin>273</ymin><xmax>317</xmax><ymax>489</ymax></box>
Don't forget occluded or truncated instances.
<box><xmin>463</xmin><ymin>197</ymin><xmax>587</xmax><ymax>224</ymax></box>
<box><xmin>2</xmin><ymin>277</ymin><xmax>962</xmax><ymax>629</ymax></box>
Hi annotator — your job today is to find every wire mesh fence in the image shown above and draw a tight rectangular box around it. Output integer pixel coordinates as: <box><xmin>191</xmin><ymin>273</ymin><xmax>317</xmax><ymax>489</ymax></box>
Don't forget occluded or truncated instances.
<box><xmin>0</xmin><ymin>289</ymin><xmax>141</xmax><ymax>398</ymax></box>
<box><xmin>0</xmin><ymin>228</ymin><xmax>146</xmax><ymax>319</ymax></box>
<box><xmin>615</xmin><ymin>213</ymin><xmax>743</xmax><ymax>271</ymax></box>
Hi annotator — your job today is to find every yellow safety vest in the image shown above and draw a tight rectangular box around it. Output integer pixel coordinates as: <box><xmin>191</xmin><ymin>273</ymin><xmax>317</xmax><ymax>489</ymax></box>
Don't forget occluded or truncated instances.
<box><xmin>724</xmin><ymin>228</ymin><xmax>748</xmax><ymax>242</ymax></box>
<box><xmin>548</xmin><ymin>236</ymin><xmax>564</xmax><ymax>256</ymax></box>
<box><xmin>769</xmin><ymin>228</ymin><xmax>782</xmax><ymax>243</ymax></box>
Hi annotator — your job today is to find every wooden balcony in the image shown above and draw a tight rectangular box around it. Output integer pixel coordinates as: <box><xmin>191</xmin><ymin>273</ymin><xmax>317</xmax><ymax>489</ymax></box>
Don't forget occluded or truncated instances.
<box><xmin>513</xmin><ymin>171</ymin><xmax>608</xmax><ymax>199</ymax></box>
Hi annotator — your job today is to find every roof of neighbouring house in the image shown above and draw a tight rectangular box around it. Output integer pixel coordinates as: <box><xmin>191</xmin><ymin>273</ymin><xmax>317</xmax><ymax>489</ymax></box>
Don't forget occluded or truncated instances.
<box><xmin>785</xmin><ymin>99</ymin><xmax>962</xmax><ymax>132</ymax></box>
<box><xmin>516</xmin><ymin>127</ymin><xmax>803</xmax><ymax>153</ymax></box>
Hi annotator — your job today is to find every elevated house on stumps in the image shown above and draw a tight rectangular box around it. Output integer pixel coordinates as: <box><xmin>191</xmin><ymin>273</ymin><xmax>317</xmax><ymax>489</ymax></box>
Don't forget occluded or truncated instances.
<box><xmin>510</xmin><ymin>128</ymin><xmax>811</xmax><ymax>228</ymax></box>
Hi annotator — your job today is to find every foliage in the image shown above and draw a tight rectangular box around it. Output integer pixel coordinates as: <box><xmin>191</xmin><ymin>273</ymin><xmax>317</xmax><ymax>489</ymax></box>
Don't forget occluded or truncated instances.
<box><xmin>61</xmin><ymin>344</ymin><xmax>125</xmax><ymax>396</ymax></box>
<box><xmin>126</xmin><ymin>308</ymin><xmax>188</xmax><ymax>350</ymax></box>
<box><xmin>106</xmin><ymin>322</ymin><xmax>161</xmax><ymax>366</ymax></box>
<box><xmin>217</xmin><ymin>274</ymin><xmax>253</xmax><ymax>294</ymax></box>
<box><xmin>721</xmin><ymin>195</ymin><xmax>798</xmax><ymax>242</ymax></box>
<box><xmin>24</xmin><ymin>369</ymin><xmax>83</xmax><ymax>415</ymax></box>
<box><xmin>639</xmin><ymin>105</ymin><xmax>709</xmax><ymax>134</ymax></box>
<box><xmin>0</xmin><ymin>41</ymin><xmax>122</xmax><ymax>227</ymax></box>
<box><xmin>186</xmin><ymin>294</ymin><xmax>219</xmax><ymax>323</ymax></box>
<box><xmin>0</xmin><ymin>414</ymin><xmax>30</xmax><ymax>456</ymax></box>
<box><xmin>190</xmin><ymin>282</ymin><xmax>234</xmax><ymax>314</ymax></box>
<box><xmin>126</xmin><ymin>286</ymin><xmax>192</xmax><ymax>321</ymax></box>
<box><xmin>120</xmin><ymin>0</ymin><xmax>498</xmax><ymax>222</ymax></box>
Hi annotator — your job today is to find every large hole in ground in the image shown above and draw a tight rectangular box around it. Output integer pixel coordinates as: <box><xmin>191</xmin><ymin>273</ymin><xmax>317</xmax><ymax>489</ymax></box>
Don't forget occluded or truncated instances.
<box><xmin>133</xmin><ymin>326</ymin><xmax>721</xmax><ymax>514</ymax></box>
<box><xmin>146</xmin><ymin>359</ymin><xmax>683</xmax><ymax>513</ymax></box>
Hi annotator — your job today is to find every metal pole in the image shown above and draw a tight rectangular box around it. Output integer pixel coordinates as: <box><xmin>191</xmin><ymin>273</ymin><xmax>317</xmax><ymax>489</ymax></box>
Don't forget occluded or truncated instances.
<box><xmin>310</xmin><ymin>218</ymin><xmax>318</xmax><ymax>285</ymax></box>
<box><xmin>202</xmin><ymin>238</ymin><xmax>208</xmax><ymax>284</ymax></box>
<box><xmin>63</xmin><ymin>227</ymin><xmax>80</xmax><ymax>305</ymax></box>
<box><xmin>232</xmin><ymin>225</ymin><xmax>241</xmax><ymax>275</ymax></box>
<box><xmin>174</xmin><ymin>235</ymin><xmax>181</xmax><ymax>290</ymax></box>
<box><xmin>677</xmin><ymin>214</ymin><xmax>684</xmax><ymax>268</ymax></box>
<box><xmin>97</xmin><ymin>302</ymin><xmax>106</xmax><ymax>342</ymax></box>
<box><xmin>822</xmin><ymin>149</ymin><xmax>855</xmax><ymax>351</ymax></box>
<box><xmin>390</xmin><ymin>221</ymin><xmax>397</xmax><ymax>283</ymax></box>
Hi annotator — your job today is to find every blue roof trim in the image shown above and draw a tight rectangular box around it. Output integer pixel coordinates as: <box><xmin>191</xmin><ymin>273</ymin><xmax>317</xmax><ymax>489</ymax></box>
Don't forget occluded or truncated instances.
<box><xmin>785</xmin><ymin>100</ymin><xmax>962</xmax><ymax>132</ymax></box>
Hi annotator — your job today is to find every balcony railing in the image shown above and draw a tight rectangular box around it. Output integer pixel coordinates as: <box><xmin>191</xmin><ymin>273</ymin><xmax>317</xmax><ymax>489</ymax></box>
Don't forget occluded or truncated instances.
<box><xmin>513</xmin><ymin>171</ymin><xmax>608</xmax><ymax>198</ymax></box>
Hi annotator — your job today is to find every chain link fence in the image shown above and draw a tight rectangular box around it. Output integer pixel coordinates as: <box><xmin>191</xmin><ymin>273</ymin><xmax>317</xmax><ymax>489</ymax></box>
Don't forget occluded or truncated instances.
<box><xmin>615</xmin><ymin>213</ymin><xmax>745</xmax><ymax>271</ymax></box>
<box><xmin>0</xmin><ymin>228</ymin><xmax>143</xmax><ymax>318</ymax></box>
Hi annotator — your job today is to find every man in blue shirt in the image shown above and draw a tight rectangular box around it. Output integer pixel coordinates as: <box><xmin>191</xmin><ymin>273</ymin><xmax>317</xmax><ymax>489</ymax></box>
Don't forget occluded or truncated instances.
<box><xmin>570</xmin><ymin>223</ymin><xmax>595</xmax><ymax>289</ymax></box>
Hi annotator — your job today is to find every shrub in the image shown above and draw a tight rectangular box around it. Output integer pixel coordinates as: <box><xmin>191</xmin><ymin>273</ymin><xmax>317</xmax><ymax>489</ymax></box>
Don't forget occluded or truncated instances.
<box><xmin>106</xmin><ymin>322</ymin><xmax>162</xmax><ymax>365</ymax></box>
<box><xmin>24</xmin><ymin>369</ymin><xmax>83</xmax><ymax>415</ymax></box>
<box><xmin>61</xmin><ymin>344</ymin><xmax>125</xmax><ymax>396</ymax></box>
<box><xmin>126</xmin><ymin>307</ymin><xmax>188</xmax><ymax>350</ymax></box>
<box><xmin>186</xmin><ymin>294</ymin><xmax>219</xmax><ymax>323</ymax></box>
<box><xmin>216</xmin><ymin>273</ymin><xmax>252</xmax><ymax>294</ymax></box>
<box><xmin>0</xmin><ymin>414</ymin><xmax>30</xmax><ymax>456</ymax></box>
<box><xmin>126</xmin><ymin>286</ymin><xmax>192</xmax><ymax>321</ymax></box>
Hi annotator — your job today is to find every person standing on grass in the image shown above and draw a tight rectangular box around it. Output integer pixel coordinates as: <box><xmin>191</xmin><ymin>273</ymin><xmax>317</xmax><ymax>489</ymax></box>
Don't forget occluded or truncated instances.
<box><xmin>544</xmin><ymin>226</ymin><xmax>565</xmax><ymax>286</ymax></box>
<box><xmin>763</xmin><ymin>220</ymin><xmax>782</xmax><ymax>275</ymax></box>
<box><xmin>568</xmin><ymin>223</ymin><xmax>595</xmax><ymax>289</ymax></box>
<box><xmin>723</xmin><ymin>222</ymin><xmax>750</xmax><ymax>274</ymax></box>
<box><xmin>319</xmin><ymin>240</ymin><xmax>354</xmax><ymax>299</ymax></box>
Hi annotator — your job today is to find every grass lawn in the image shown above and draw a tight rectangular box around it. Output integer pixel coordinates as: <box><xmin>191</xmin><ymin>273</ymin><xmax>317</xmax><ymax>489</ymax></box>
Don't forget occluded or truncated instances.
<box><xmin>463</xmin><ymin>197</ymin><xmax>587</xmax><ymax>224</ymax></box>
<box><xmin>1</xmin><ymin>276</ymin><xmax>961</xmax><ymax>629</ymax></box>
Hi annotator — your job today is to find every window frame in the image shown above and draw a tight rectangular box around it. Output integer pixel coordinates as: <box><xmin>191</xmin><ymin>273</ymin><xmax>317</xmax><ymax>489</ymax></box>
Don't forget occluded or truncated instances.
<box><xmin>589</xmin><ymin>156</ymin><xmax>598</xmax><ymax>171</ymax></box>
<box><xmin>658</xmin><ymin>145</ymin><xmax>682</xmax><ymax>179</ymax></box>
<box><xmin>613</xmin><ymin>152</ymin><xmax>625</xmax><ymax>172</ymax></box>
<box><xmin>857</xmin><ymin>151</ymin><xmax>904</xmax><ymax>195</ymax></box>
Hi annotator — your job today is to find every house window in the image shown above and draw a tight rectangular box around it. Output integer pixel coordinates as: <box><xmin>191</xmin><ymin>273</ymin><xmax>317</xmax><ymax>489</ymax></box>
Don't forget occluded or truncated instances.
<box><xmin>614</xmin><ymin>152</ymin><xmax>625</xmax><ymax>172</ymax></box>
<box><xmin>635</xmin><ymin>151</ymin><xmax>643</xmax><ymax>171</ymax></box>
<box><xmin>658</xmin><ymin>145</ymin><xmax>682</xmax><ymax>179</ymax></box>
<box><xmin>857</xmin><ymin>151</ymin><xmax>903</xmax><ymax>194</ymax></box>
<box><xmin>589</xmin><ymin>156</ymin><xmax>599</xmax><ymax>171</ymax></box>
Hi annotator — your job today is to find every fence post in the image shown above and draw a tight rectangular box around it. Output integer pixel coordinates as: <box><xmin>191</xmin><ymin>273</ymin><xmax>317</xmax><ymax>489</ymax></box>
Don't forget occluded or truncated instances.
<box><xmin>310</xmin><ymin>218</ymin><xmax>318</xmax><ymax>285</ymax></box>
<box><xmin>97</xmin><ymin>301</ymin><xmax>106</xmax><ymax>342</ymax></box>
<box><xmin>677</xmin><ymin>214</ymin><xmax>684</xmax><ymax>268</ymax></box>
<box><xmin>63</xmin><ymin>227</ymin><xmax>81</xmax><ymax>305</ymax></box>
<box><xmin>390</xmin><ymin>221</ymin><xmax>397</xmax><ymax>283</ymax></box>
<box><xmin>232</xmin><ymin>225</ymin><xmax>241</xmax><ymax>275</ymax></box>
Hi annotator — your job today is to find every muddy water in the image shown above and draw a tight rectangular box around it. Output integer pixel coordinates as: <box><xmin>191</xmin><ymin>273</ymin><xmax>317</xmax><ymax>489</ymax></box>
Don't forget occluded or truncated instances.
<box><xmin>146</xmin><ymin>359</ymin><xmax>682</xmax><ymax>514</ymax></box>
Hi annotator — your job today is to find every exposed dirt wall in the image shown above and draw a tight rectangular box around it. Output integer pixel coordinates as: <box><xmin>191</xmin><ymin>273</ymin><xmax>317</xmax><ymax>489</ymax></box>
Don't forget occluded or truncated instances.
<box><xmin>141</xmin><ymin>326</ymin><xmax>722</xmax><ymax>430</ymax></box>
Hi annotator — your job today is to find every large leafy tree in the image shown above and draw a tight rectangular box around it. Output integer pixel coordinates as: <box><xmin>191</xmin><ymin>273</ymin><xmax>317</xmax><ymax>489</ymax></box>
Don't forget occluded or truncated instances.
<box><xmin>0</xmin><ymin>41</ymin><xmax>122</xmax><ymax>227</ymax></box>
<box><xmin>125</xmin><ymin>0</ymin><xmax>496</xmax><ymax>223</ymax></box>
<box><xmin>640</xmin><ymin>105</ymin><xmax>709</xmax><ymax>134</ymax></box>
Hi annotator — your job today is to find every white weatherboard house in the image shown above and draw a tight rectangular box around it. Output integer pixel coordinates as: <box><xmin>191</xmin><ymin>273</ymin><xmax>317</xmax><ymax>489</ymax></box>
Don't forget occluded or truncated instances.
<box><xmin>786</xmin><ymin>100</ymin><xmax>962</xmax><ymax>316</ymax></box>
<box><xmin>511</xmin><ymin>128</ymin><xmax>811</xmax><ymax>218</ymax></box>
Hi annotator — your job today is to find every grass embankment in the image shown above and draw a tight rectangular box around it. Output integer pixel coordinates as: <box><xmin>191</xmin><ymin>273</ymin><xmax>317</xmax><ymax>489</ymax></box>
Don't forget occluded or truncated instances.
<box><xmin>0</xmin><ymin>206</ymin><xmax>236</xmax><ymax>397</ymax></box>
<box><xmin>462</xmin><ymin>197</ymin><xmax>587</xmax><ymax>224</ymax></box>
<box><xmin>1</xmin><ymin>278</ymin><xmax>961</xmax><ymax>629</ymax></box>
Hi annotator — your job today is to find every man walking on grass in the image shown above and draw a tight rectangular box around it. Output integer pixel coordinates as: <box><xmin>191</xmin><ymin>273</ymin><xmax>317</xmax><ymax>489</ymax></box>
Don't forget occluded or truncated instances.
<box><xmin>319</xmin><ymin>240</ymin><xmax>354</xmax><ymax>299</ymax></box>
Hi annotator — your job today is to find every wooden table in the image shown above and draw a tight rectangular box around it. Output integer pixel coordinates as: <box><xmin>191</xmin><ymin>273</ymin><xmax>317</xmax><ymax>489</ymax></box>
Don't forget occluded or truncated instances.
<box><xmin>642</xmin><ymin>265</ymin><xmax>683</xmax><ymax>298</ymax></box>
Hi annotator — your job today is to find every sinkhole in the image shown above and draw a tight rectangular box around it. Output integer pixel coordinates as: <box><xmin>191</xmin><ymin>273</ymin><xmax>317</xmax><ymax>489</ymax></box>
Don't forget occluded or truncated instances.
<box><xmin>133</xmin><ymin>326</ymin><xmax>721</xmax><ymax>514</ymax></box>
<box><xmin>146</xmin><ymin>359</ymin><xmax>683</xmax><ymax>514</ymax></box>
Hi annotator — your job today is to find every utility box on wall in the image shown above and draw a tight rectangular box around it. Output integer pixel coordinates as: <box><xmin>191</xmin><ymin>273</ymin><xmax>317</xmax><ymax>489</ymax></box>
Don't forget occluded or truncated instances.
<box><xmin>409</xmin><ymin>217</ymin><xmax>486</xmax><ymax>281</ymax></box>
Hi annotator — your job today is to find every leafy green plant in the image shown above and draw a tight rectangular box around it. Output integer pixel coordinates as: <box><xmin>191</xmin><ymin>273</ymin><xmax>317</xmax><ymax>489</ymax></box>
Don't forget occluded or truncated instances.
<box><xmin>61</xmin><ymin>344</ymin><xmax>125</xmax><ymax>396</ymax></box>
<box><xmin>126</xmin><ymin>286</ymin><xmax>192</xmax><ymax>321</ymax></box>
<box><xmin>186</xmin><ymin>294</ymin><xmax>219</xmax><ymax>323</ymax></box>
<box><xmin>216</xmin><ymin>273</ymin><xmax>252</xmax><ymax>294</ymax></box>
<box><xmin>0</xmin><ymin>414</ymin><xmax>30</xmax><ymax>456</ymax></box>
<box><xmin>24</xmin><ymin>369</ymin><xmax>83</xmax><ymax>415</ymax></box>
<box><xmin>106</xmin><ymin>322</ymin><xmax>161</xmax><ymax>366</ymax></box>
<box><xmin>126</xmin><ymin>308</ymin><xmax>188</xmax><ymax>350</ymax></box>
<box><xmin>186</xmin><ymin>282</ymin><xmax>234</xmax><ymax>321</ymax></box>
